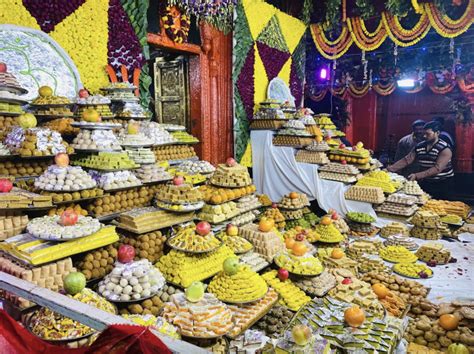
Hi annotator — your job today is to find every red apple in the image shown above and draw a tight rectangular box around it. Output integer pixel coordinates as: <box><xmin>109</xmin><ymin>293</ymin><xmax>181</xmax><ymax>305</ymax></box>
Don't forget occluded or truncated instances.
<box><xmin>118</xmin><ymin>244</ymin><xmax>135</xmax><ymax>263</ymax></box>
<box><xmin>226</xmin><ymin>157</ymin><xmax>237</xmax><ymax>167</ymax></box>
<box><xmin>331</xmin><ymin>211</ymin><xmax>339</xmax><ymax>220</ymax></box>
<box><xmin>78</xmin><ymin>88</ymin><xmax>89</xmax><ymax>98</ymax></box>
<box><xmin>0</xmin><ymin>179</ymin><xmax>13</xmax><ymax>193</ymax></box>
<box><xmin>55</xmin><ymin>153</ymin><xmax>69</xmax><ymax>167</ymax></box>
<box><xmin>196</xmin><ymin>221</ymin><xmax>211</xmax><ymax>236</ymax></box>
<box><xmin>342</xmin><ymin>277</ymin><xmax>352</xmax><ymax>285</ymax></box>
<box><xmin>341</xmin><ymin>160</ymin><xmax>347</xmax><ymax>165</ymax></box>
<box><xmin>271</xmin><ymin>202</ymin><xmax>278</xmax><ymax>209</ymax></box>
<box><xmin>278</xmin><ymin>268</ymin><xmax>289</xmax><ymax>281</ymax></box>
<box><xmin>173</xmin><ymin>176</ymin><xmax>184</xmax><ymax>186</ymax></box>
<box><xmin>339</xmin><ymin>143</ymin><xmax>346</xmax><ymax>149</ymax></box>
<box><xmin>60</xmin><ymin>210</ymin><xmax>78</xmax><ymax>226</ymax></box>
<box><xmin>352</xmin><ymin>146</ymin><xmax>358</xmax><ymax>151</ymax></box>
<box><xmin>295</xmin><ymin>233</ymin><xmax>305</xmax><ymax>242</ymax></box>
<box><xmin>0</xmin><ymin>63</ymin><xmax>6</xmax><ymax>73</ymax></box>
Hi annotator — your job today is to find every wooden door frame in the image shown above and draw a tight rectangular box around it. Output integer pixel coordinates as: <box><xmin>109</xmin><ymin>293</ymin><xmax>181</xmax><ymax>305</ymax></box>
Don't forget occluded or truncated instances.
<box><xmin>147</xmin><ymin>23</ymin><xmax>233</xmax><ymax>165</ymax></box>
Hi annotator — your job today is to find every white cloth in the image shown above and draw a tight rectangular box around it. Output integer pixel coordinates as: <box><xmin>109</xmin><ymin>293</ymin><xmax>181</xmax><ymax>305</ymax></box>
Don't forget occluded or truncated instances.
<box><xmin>251</xmin><ymin>130</ymin><xmax>376</xmax><ymax>217</ymax></box>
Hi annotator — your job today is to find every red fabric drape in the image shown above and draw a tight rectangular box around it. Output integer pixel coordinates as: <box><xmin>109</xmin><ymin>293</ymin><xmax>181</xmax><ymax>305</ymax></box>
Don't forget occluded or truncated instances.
<box><xmin>0</xmin><ymin>309</ymin><xmax>171</xmax><ymax>354</ymax></box>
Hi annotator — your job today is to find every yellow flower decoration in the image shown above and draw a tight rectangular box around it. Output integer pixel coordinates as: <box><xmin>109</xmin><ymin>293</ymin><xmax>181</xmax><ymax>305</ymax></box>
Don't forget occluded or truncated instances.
<box><xmin>50</xmin><ymin>0</ymin><xmax>109</xmax><ymax>92</ymax></box>
<box><xmin>240</xmin><ymin>141</ymin><xmax>253</xmax><ymax>167</ymax></box>
<box><xmin>0</xmin><ymin>0</ymin><xmax>40</xmax><ymax>30</ymax></box>
<box><xmin>253</xmin><ymin>45</ymin><xmax>268</xmax><ymax>111</ymax></box>
<box><xmin>275</xmin><ymin>11</ymin><xmax>306</xmax><ymax>53</ymax></box>
<box><xmin>242</xmin><ymin>0</ymin><xmax>276</xmax><ymax>40</ymax></box>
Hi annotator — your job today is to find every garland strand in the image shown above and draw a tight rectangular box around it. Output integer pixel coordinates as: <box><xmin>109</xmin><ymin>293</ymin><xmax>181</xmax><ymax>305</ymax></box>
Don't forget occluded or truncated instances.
<box><xmin>311</xmin><ymin>2</ymin><xmax>474</xmax><ymax>56</ymax></box>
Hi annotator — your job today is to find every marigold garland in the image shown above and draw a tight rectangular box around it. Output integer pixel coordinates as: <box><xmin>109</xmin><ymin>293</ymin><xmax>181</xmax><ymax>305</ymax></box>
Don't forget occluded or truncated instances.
<box><xmin>424</xmin><ymin>2</ymin><xmax>474</xmax><ymax>38</ymax></box>
<box><xmin>310</xmin><ymin>24</ymin><xmax>353</xmax><ymax>60</ymax></box>
<box><xmin>347</xmin><ymin>17</ymin><xmax>387</xmax><ymax>51</ymax></box>
<box><xmin>310</xmin><ymin>2</ymin><xmax>473</xmax><ymax>57</ymax></box>
<box><xmin>381</xmin><ymin>12</ymin><xmax>430</xmax><ymax>47</ymax></box>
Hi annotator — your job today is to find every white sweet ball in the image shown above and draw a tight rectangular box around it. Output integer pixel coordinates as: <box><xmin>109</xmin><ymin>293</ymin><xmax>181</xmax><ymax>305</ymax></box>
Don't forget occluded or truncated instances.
<box><xmin>120</xmin><ymin>294</ymin><xmax>131</xmax><ymax>301</ymax></box>
<box><xmin>122</xmin><ymin>285</ymin><xmax>133</xmax><ymax>295</ymax></box>
<box><xmin>119</xmin><ymin>278</ymin><xmax>128</xmax><ymax>287</ymax></box>
<box><xmin>129</xmin><ymin>277</ymin><xmax>139</xmax><ymax>286</ymax></box>
<box><xmin>106</xmin><ymin>282</ymin><xmax>116</xmax><ymax>291</ymax></box>
<box><xmin>113</xmin><ymin>285</ymin><xmax>123</xmax><ymax>294</ymax></box>
<box><xmin>133</xmin><ymin>284</ymin><xmax>143</xmax><ymax>293</ymax></box>
<box><xmin>141</xmin><ymin>289</ymin><xmax>151</xmax><ymax>298</ymax></box>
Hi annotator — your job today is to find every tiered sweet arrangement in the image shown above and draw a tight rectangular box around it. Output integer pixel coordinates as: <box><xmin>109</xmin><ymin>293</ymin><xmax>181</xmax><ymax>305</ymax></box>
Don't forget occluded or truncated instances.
<box><xmin>375</xmin><ymin>192</ymin><xmax>419</xmax><ymax>217</ymax></box>
<box><xmin>75</xmin><ymin>88</ymin><xmax>114</xmax><ymax>119</ymax></box>
<box><xmin>345</xmin><ymin>185</ymin><xmax>385</xmax><ymax>204</ymax></box>
<box><xmin>250</xmin><ymin>100</ymin><xmax>287</xmax><ymax>130</ymax></box>
<box><xmin>356</xmin><ymin>170</ymin><xmax>400</xmax><ymax>194</ymax></box>
<box><xmin>273</xmin><ymin>121</ymin><xmax>313</xmax><ymax>147</ymax></box>
<box><xmin>345</xmin><ymin>211</ymin><xmax>378</xmax><ymax>237</ymax></box>
<box><xmin>328</xmin><ymin>141</ymin><xmax>371</xmax><ymax>170</ymax></box>
<box><xmin>295</xmin><ymin>135</ymin><xmax>330</xmax><ymax>164</ymax></box>
<box><xmin>410</xmin><ymin>210</ymin><xmax>442</xmax><ymax>240</ymax></box>
<box><xmin>28</xmin><ymin>86</ymin><xmax>74</xmax><ymax>119</ymax></box>
<box><xmin>380</xmin><ymin>221</ymin><xmax>410</xmax><ymax>238</ymax></box>
<box><xmin>154</xmin><ymin>176</ymin><xmax>204</xmax><ymax>212</ymax></box>
<box><xmin>277</xmin><ymin>191</ymin><xmax>309</xmax><ymax>222</ymax></box>
<box><xmin>198</xmin><ymin>158</ymin><xmax>259</xmax><ymax>227</ymax></box>
<box><xmin>318</xmin><ymin>162</ymin><xmax>361</xmax><ymax>183</ymax></box>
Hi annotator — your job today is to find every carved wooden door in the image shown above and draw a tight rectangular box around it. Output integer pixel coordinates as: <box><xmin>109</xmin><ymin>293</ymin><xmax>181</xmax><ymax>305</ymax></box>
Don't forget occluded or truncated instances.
<box><xmin>154</xmin><ymin>56</ymin><xmax>189</xmax><ymax>127</ymax></box>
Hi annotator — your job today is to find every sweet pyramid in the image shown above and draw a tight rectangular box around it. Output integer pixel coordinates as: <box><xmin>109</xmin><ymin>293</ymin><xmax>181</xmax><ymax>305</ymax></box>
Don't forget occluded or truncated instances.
<box><xmin>98</xmin><ymin>250</ymin><xmax>166</xmax><ymax>302</ymax></box>
<box><xmin>155</xmin><ymin>178</ymin><xmax>203</xmax><ymax>205</ymax></box>
<box><xmin>238</xmin><ymin>220</ymin><xmax>285</xmax><ymax>261</ymax></box>
<box><xmin>278</xmin><ymin>192</ymin><xmax>309</xmax><ymax>210</ymax></box>
<box><xmin>314</xmin><ymin>217</ymin><xmax>344</xmax><ymax>243</ymax></box>
<box><xmin>210</xmin><ymin>160</ymin><xmax>252</xmax><ymax>187</ymax></box>
<box><xmin>35</xmin><ymin>164</ymin><xmax>96</xmax><ymax>191</ymax></box>
<box><xmin>207</xmin><ymin>257</ymin><xmax>268</xmax><ymax>303</ymax></box>
<box><xmin>167</xmin><ymin>223</ymin><xmax>221</xmax><ymax>253</ymax></box>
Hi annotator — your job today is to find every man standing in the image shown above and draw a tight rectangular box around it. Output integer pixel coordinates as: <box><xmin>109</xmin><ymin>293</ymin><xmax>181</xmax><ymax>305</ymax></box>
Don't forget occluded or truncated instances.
<box><xmin>388</xmin><ymin>121</ymin><xmax>454</xmax><ymax>200</ymax></box>
<box><xmin>393</xmin><ymin>119</ymin><xmax>425</xmax><ymax>176</ymax></box>
<box><xmin>432</xmin><ymin>116</ymin><xmax>455</xmax><ymax>149</ymax></box>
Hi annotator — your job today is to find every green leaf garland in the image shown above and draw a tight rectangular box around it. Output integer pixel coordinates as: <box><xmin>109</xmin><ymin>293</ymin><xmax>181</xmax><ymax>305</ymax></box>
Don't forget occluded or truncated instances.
<box><xmin>120</xmin><ymin>0</ymin><xmax>152</xmax><ymax>109</ymax></box>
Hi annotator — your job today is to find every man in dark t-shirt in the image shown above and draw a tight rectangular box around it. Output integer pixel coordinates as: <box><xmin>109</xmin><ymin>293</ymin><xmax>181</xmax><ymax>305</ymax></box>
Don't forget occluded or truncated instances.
<box><xmin>393</xmin><ymin>119</ymin><xmax>425</xmax><ymax>177</ymax></box>
<box><xmin>388</xmin><ymin>121</ymin><xmax>454</xmax><ymax>200</ymax></box>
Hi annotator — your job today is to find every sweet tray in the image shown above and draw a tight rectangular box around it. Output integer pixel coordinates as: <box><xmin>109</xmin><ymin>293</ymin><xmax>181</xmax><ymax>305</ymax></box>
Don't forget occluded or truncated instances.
<box><xmin>112</xmin><ymin>213</ymin><xmax>194</xmax><ymax>235</ymax></box>
<box><xmin>392</xmin><ymin>266</ymin><xmax>433</xmax><ymax>279</ymax></box>
<box><xmin>155</xmin><ymin>200</ymin><xmax>204</xmax><ymax>212</ymax></box>
<box><xmin>120</xmin><ymin>143</ymin><xmax>154</xmax><ymax>148</ymax></box>
<box><xmin>105</xmin><ymin>291</ymin><xmax>160</xmax><ymax>304</ymax></box>
<box><xmin>166</xmin><ymin>237</ymin><xmax>223</xmax><ymax>254</ymax></box>
<box><xmin>24</xmin><ymin>314</ymin><xmax>96</xmax><ymax>343</ymax></box>
<box><xmin>226</xmin><ymin>293</ymin><xmax>279</xmax><ymax>339</ymax></box>
<box><xmin>0</xmin><ymin>110</ymin><xmax>23</xmax><ymax>116</ymax></box>
<box><xmin>102</xmin><ymin>184</ymin><xmax>143</xmax><ymax>193</ymax></box>
<box><xmin>34</xmin><ymin>113</ymin><xmax>75</xmax><ymax>119</ymax></box>
<box><xmin>273</xmin><ymin>254</ymin><xmax>324</xmax><ymax>277</ymax></box>
<box><xmin>0</xmin><ymin>84</ymin><xmax>28</xmax><ymax>94</ymax></box>
<box><xmin>71</xmin><ymin>122</ymin><xmax>122</xmax><ymax>130</ymax></box>
<box><xmin>2</xmin><ymin>97</ymin><xmax>29</xmax><ymax>105</ymax></box>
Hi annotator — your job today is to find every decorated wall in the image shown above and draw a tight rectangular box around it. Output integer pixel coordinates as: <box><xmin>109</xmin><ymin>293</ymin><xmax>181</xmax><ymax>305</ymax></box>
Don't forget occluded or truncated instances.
<box><xmin>233</xmin><ymin>0</ymin><xmax>306</xmax><ymax>162</ymax></box>
<box><xmin>0</xmin><ymin>0</ymin><xmax>151</xmax><ymax>107</ymax></box>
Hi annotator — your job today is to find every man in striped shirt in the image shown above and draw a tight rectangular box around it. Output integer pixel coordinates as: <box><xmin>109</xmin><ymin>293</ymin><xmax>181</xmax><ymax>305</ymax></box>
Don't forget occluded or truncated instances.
<box><xmin>387</xmin><ymin>121</ymin><xmax>454</xmax><ymax>200</ymax></box>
